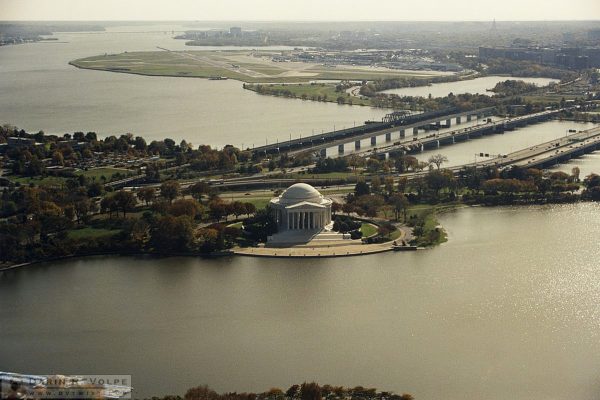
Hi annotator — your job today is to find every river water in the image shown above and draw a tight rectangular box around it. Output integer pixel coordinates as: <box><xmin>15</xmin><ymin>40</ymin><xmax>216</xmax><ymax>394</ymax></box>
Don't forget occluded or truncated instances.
<box><xmin>1</xmin><ymin>204</ymin><xmax>600</xmax><ymax>399</ymax></box>
<box><xmin>382</xmin><ymin>76</ymin><xmax>559</xmax><ymax>98</ymax></box>
<box><xmin>2</xmin><ymin>22</ymin><xmax>600</xmax><ymax>400</ymax></box>
<box><xmin>0</xmin><ymin>23</ymin><xmax>387</xmax><ymax>148</ymax></box>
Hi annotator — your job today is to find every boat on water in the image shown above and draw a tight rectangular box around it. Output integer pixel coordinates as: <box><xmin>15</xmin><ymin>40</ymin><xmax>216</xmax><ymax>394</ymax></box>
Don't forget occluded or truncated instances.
<box><xmin>208</xmin><ymin>76</ymin><xmax>228</xmax><ymax>80</ymax></box>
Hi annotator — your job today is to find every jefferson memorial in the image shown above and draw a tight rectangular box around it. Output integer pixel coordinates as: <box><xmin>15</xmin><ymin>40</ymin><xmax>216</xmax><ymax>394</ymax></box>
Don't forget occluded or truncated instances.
<box><xmin>269</xmin><ymin>183</ymin><xmax>333</xmax><ymax>231</ymax></box>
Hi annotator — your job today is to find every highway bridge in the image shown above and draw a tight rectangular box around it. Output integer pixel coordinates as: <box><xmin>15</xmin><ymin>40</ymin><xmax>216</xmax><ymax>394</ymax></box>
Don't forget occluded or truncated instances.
<box><xmin>471</xmin><ymin>125</ymin><xmax>600</xmax><ymax>170</ymax></box>
<box><xmin>360</xmin><ymin>108</ymin><xmax>565</xmax><ymax>160</ymax></box>
<box><xmin>208</xmin><ymin>125</ymin><xmax>600</xmax><ymax>192</ymax></box>
<box><xmin>251</xmin><ymin>107</ymin><xmax>496</xmax><ymax>156</ymax></box>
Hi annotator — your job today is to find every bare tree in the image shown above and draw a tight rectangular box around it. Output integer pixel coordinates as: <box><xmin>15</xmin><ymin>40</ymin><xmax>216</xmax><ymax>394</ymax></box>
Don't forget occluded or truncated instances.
<box><xmin>428</xmin><ymin>154</ymin><xmax>448</xmax><ymax>169</ymax></box>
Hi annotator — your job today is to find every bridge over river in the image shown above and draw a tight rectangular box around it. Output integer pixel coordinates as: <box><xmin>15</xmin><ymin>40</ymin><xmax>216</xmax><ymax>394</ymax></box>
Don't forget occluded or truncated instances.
<box><xmin>355</xmin><ymin>108</ymin><xmax>568</xmax><ymax>160</ymax></box>
<box><xmin>207</xmin><ymin>125</ymin><xmax>600</xmax><ymax>192</ymax></box>
<box><xmin>252</xmin><ymin>107</ymin><xmax>496</xmax><ymax>156</ymax></box>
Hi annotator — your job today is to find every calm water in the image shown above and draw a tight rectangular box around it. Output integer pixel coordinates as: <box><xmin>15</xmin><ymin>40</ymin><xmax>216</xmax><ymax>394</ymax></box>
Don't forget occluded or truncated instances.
<box><xmin>0</xmin><ymin>23</ymin><xmax>387</xmax><ymax>147</ymax></box>
<box><xmin>382</xmin><ymin>76</ymin><xmax>559</xmax><ymax>98</ymax></box>
<box><xmin>1</xmin><ymin>204</ymin><xmax>600</xmax><ymax>399</ymax></box>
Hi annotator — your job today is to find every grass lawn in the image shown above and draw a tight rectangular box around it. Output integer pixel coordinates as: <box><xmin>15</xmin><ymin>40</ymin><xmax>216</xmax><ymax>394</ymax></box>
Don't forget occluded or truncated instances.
<box><xmin>406</xmin><ymin>203</ymin><xmax>458</xmax><ymax>246</ymax></box>
<box><xmin>78</xmin><ymin>167</ymin><xmax>135</xmax><ymax>182</ymax></box>
<box><xmin>67</xmin><ymin>227</ymin><xmax>121</xmax><ymax>240</ymax></box>
<box><xmin>11</xmin><ymin>175</ymin><xmax>67</xmax><ymax>187</ymax></box>
<box><xmin>360</xmin><ymin>222</ymin><xmax>378</xmax><ymax>238</ymax></box>
<box><xmin>246</xmin><ymin>83</ymin><xmax>373</xmax><ymax>106</ymax></box>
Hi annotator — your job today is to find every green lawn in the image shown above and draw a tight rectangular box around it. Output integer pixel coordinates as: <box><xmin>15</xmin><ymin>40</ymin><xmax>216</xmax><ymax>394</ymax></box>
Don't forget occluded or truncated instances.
<box><xmin>11</xmin><ymin>175</ymin><xmax>67</xmax><ymax>187</ymax></box>
<box><xmin>360</xmin><ymin>222</ymin><xmax>378</xmax><ymax>238</ymax></box>
<box><xmin>247</xmin><ymin>83</ymin><xmax>373</xmax><ymax>106</ymax></box>
<box><xmin>67</xmin><ymin>227</ymin><xmax>121</xmax><ymax>240</ymax></box>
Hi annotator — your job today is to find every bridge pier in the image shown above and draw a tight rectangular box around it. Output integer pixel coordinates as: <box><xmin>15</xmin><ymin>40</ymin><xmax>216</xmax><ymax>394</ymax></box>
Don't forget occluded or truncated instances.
<box><xmin>355</xmin><ymin>140</ymin><xmax>361</xmax><ymax>150</ymax></box>
<box><xmin>385</xmin><ymin>132</ymin><xmax>391</xmax><ymax>142</ymax></box>
<box><xmin>467</xmin><ymin>114</ymin><xmax>472</xmax><ymax>122</ymax></box>
<box><xmin>456</xmin><ymin>116</ymin><xmax>461</xmax><ymax>124</ymax></box>
<box><xmin>338</xmin><ymin>144</ymin><xmax>344</xmax><ymax>154</ymax></box>
<box><xmin>413</xmin><ymin>127</ymin><xmax>419</xmax><ymax>136</ymax></box>
<box><xmin>446</xmin><ymin>119</ymin><xmax>451</xmax><ymax>127</ymax></box>
<box><xmin>437</xmin><ymin>140</ymin><xmax>440</xmax><ymax>148</ymax></box>
<box><xmin>400</xmin><ymin>129</ymin><xmax>405</xmax><ymax>138</ymax></box>
<box><xmin>371</xmin><ymin>136</ymin><xmax>377</xmax><ymax>145</ymax></box>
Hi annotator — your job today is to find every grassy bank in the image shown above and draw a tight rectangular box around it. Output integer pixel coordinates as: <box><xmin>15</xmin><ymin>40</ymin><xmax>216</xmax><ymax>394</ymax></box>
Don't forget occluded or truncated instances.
<box><xmin>407</xmin><ymin>203</ymin><xmax>459</xmax><ymax>247</ymax></box>
<box><xmin>245</xmin><ymin>82</ymin><xmax>373</xmax><ymax>106</ymax></box>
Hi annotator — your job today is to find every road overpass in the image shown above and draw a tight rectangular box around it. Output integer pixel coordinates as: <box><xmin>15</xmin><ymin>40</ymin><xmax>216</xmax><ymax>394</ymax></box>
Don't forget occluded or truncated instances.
<box><xmin>252</xmin><ymin>107</ymin><xmax>496</xmax><ymax>156</ymax></box>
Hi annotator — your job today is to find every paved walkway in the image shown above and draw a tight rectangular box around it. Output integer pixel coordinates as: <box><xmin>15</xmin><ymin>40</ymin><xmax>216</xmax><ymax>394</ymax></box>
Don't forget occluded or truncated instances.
<box><xmin>232</xmin><ymin>225</ymin><xmax>411</xmax><ymax>258</ymax></box>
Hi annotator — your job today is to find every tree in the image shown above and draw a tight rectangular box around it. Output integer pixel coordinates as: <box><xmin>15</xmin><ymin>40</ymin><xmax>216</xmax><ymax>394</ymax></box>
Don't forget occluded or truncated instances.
<box><xmin>371</xmin><ymin>176</ymin><xmax>381</xmax><ymax>193</ymax></box>
<box><xmin>73</xmin><ymin>198</ymin><xmax>92</xmax><ymax>224</ymax></box>
<box><xmin>300</xmin><ymin>382</ymin><xmax>322</xmax><ymax>400</ymax></box>
<box><xmin>100</xmin><ymin>196</ymin><xmax>117</xmax><ymax>218</ymax></box>
<box><xmin>137</xmin><ymin>187</ymin><xmax>156</xmax><ymax>206</ymax></box>
<box><xmin>150</xmin><ymin>215</ymin><xmax>194</xmax><ymax>253</ymax></box>
<box><xmin>189</xmin><ymin>181</ymin><xmax>211</xmax><ymax>202</ymax></box>
<box><xmin>583</xmin><ymin>173</ymin><xmax>600</xmax><ymax>189</ymax></box>
<box><xmin>52</xmin><ymin>151</ymin><xmax>64</xmax><ymax>166</ymax></box>
<box><xmin>160</xmin><ymin>180</ymin><xmax>180</xmax><ymax>204</ymax></box>
<box><xmin>384</xmin><ymin>176</ymin><xmax>395</xmax><ymax>195</ymax></box>
<box><xmin>113</xmin><ymin>190</ymin><xmax>136</xmax><ymax>218</ymax></box>
<box><xmin>397</xmin><ymin>176</ymin><xmax>408</xmax><ymax>193</ymax></box>
<box><xmin>425</xmin><ymin>169</ymin><xmax>456</xmax><ymax>196</ymax></box>
<box><xmin>243</xmin><ymin>202</ymin><xmax>256</xmax><ymax>217</ymax></box>
<box><xmin>331</xmin><ymin>201</ymin><xmax>342</xmax><ymax>216</ymax></box>
<box><xmin>571</xmin><ymin>166</ymin><xmax>581</xmax><ymax>182</ymax></box>
<box><xmin>184</xmin><ymin>385</ymin><xmax>220</xmax><ymax>400</ymax></box>
<box><xmin>428</xmin><ymin>154</ymin><xmax>448</xmax><ymax>169</ymax></box>
<box><xmin>354</xmin><ymin>181</ymin><xmax>370</xmax><ymax>197</ymax></box>
<box><xmin>231</xmin><ymin>201</ymin><xmax>247</xmax><ymax>219</ymax></box>
<box><xmin>390</xmin><ymin>193</ymin><xmax>410</xmax><ymax>221</ymax></box>
<box><xmin>169</xmin><ymin>198</ymin><xmax>203</xmax><ymax>219</ymax></box>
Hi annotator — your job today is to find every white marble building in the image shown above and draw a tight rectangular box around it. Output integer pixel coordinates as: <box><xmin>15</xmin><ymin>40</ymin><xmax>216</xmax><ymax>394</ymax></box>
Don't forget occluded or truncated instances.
<box><xmin>269</xmin><ymin>183</ymin><xmax>333</xmax><ymax>231</ymax></box>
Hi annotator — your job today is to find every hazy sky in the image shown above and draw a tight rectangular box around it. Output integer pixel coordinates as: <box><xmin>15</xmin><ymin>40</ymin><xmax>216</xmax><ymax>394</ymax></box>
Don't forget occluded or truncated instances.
<box><xmin>1</xmin><ymin>0</ymin><xmax>599</xmax><ymax>21</ymax></box>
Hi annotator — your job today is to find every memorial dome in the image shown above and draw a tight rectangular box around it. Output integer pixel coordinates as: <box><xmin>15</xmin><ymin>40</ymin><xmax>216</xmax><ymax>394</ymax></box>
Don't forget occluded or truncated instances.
<box><xmin>278</xmin><ymin>183</ymin><xmax>323</xmax><ymax>205</ymax></box>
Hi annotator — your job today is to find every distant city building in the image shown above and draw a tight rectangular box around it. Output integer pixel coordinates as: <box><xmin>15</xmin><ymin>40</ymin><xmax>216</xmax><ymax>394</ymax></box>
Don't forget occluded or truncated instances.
<box><xmin>269</xmin><ymin>183</ymin><xmax>332</xmax><ymax>231</ymax></box>
<box><xmin>588</xmin><ymin>29</ymin><xmax>600</xmax><ymax>41</ymax></box>
<box><xmin>479</xmin><ymin>46</ymin><xmax>600</xmax><ymax>69</ymax></box>
<box><xmin>229</xmin><ymin>27</ymin><xmax>242</xmax><ymax>37</ymax></box>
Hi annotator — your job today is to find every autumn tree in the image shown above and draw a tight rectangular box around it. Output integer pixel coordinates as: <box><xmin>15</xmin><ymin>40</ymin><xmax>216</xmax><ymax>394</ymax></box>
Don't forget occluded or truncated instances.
<box><xmin>137</xmin><ymin>187</ymin><xmax>156</xmax><ymax>206</ymax></box>
<box><xmin>160</xmin><ymin>180</ymin><xmax>180</xmax><ymax>204</ymax></box>
<box><xmin>113</xmin><ymin>190</ymin><xmax>136</xmax><ymax>218</ymax></box>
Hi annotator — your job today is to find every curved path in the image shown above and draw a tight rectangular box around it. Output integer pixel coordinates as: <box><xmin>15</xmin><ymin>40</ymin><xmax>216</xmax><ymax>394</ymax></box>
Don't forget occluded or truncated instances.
<box><xmin>232</xmin><ymin>223</ymin><xmax>411</xmax><ymax>258</ymax></box>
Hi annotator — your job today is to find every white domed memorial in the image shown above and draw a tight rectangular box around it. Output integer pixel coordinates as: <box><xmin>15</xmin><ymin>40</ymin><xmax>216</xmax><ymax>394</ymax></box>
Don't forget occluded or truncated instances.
<box><xmin>269</xmin><ymin>183</ymin><xmax>333</xmax><ymax>231</ymax></box>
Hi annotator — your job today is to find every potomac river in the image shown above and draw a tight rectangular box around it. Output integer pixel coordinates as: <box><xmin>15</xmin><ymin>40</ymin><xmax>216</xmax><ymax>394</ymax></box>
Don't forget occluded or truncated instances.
<box><xmin>0</xmin><ymin>23</ymin><xmax>388</xmax><ymax>148</ymax></box>
<box><xmin>2</xmin><ymin>22</ymin><xmax>600</xmax><ymax>400</ymax></box>
<box><xmin>2</xmin><ymin>204</ymin><xmax>600</xmax><ymax>399</ymax></box>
